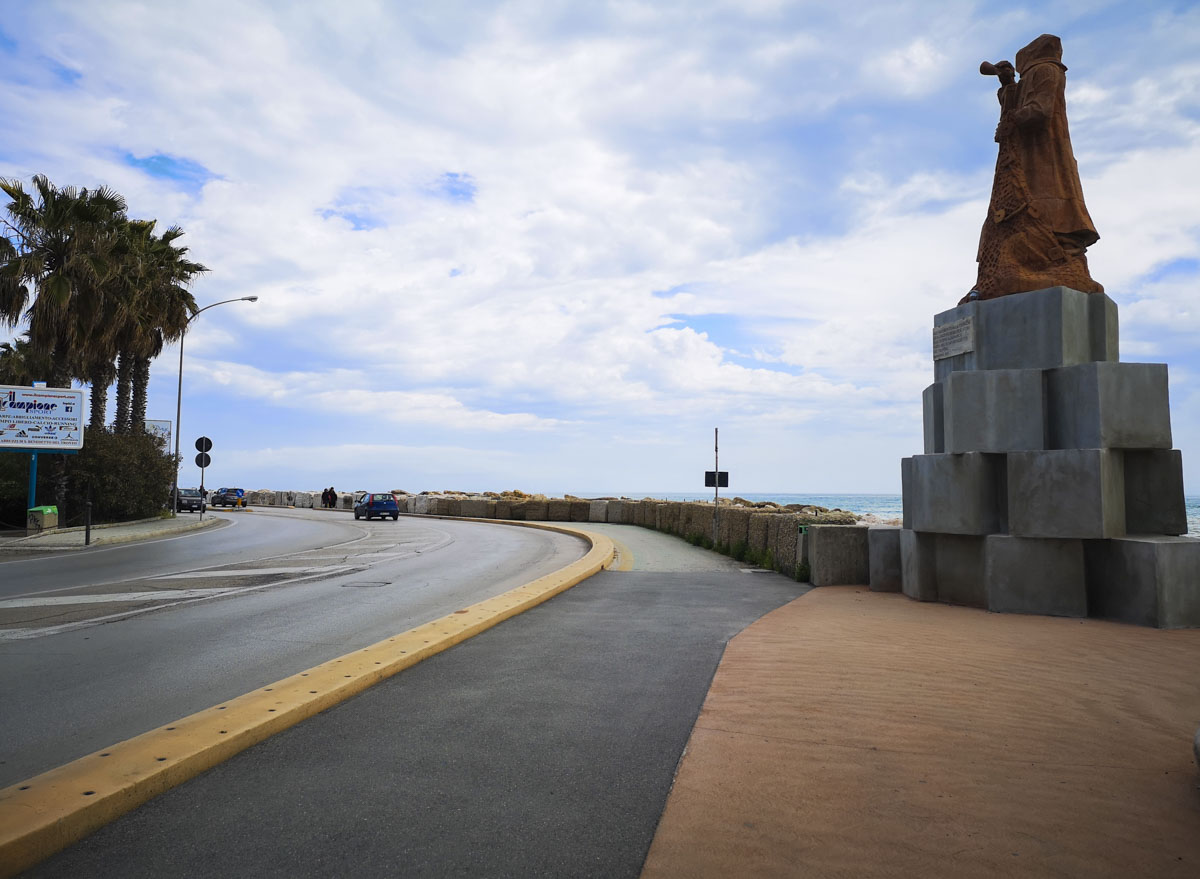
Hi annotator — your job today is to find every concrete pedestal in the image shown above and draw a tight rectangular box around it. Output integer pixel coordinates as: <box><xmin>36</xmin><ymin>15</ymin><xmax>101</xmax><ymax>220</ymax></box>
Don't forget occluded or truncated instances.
<box><xmin>934</xmin><ymin>286</ymin><xmax>1118</xmax><ymax>382</ymax></box>
<box><xmin>1085</xmin><ymin>537</ymin><xmax>1200</xmax><ymax>628</ymax></box>
<box><xmin>944</xmin><ymin>369</ymin><xmax>1044</xmax><ymax>453</ymax></box>
<box><xmin>900</xmin><ymin>530</ymin><xmax>937</xmax><ymax>602</ymax></box>
<box><xmin>984</xmin><ymin>535</ymin><xmax>1087</xmax><ymax>617</ymax></box>
<box><xmin>868</xmin><ymin>527</ymin><xmax>902</xmax><ymax>592</ymax></box>
<box><xmin>901</xmin><ymin>286</ymin><xmax>1196</xmax><ymax>627</ymax></box>
<box><xmin>906</xmin><ymin>453</ymin><xmax>1006</xmax><ymax>535</ymax></box>
<box><xmin>1007</xmin><ymin>449</ymin><xmax>1125</xmax><ymax>539</ymax></box>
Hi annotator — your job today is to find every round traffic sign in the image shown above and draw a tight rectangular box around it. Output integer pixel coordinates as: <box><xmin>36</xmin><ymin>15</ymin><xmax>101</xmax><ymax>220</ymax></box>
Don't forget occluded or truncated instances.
<box><xmin>195</xmin><ymin>452</ymin><xmax>212</xmax><ymax>468</ymax></box>
<box><xmin>195</xmin><ymin>436</ymin><xmax>213</xmax><ymax>453</ymax></box>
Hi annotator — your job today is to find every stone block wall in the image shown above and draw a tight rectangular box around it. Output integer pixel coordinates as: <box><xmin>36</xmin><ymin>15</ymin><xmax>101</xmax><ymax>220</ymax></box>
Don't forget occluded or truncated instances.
<box><xmin>904</xmin><ymin>286</ymin><xmax>1197</xmax><ymax>627</ymax></box>
<box><xmin>237</xmin><ymin>487</ymin><xmax>886</xmax><ymax>588</ymax></box>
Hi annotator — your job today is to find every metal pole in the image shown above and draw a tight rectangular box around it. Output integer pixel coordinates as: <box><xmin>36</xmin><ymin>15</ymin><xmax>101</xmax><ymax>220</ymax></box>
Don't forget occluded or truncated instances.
<box><xmin>27</xmin><ymin>451</ymin><xmax>37</xmax><ymax>511</ymax></box>
<box><xmin>171</xmin><ymin>332</ymin><xmax>185</xmax><ymax>517</ymax></box>
<box><xmin>171</xmin><ymin>296</ymin><xmax>257</xmax><ymax>519</ymax></box>
<box><xmin>712</xmin><ymin>428</ymin><xmax>719</xmax><ymax>543</ymax></box>
<box><xmin>85</xmin><ymin>484</ymin><xmax>92</xmax><ymax>546</ymax></box>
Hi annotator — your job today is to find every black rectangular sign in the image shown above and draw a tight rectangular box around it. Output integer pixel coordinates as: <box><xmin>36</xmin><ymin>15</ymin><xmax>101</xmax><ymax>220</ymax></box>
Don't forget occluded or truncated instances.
<box><xmin>704</xmin><ymin>471</ymin><xmax>729</xmax><ymax>488</ymax></box>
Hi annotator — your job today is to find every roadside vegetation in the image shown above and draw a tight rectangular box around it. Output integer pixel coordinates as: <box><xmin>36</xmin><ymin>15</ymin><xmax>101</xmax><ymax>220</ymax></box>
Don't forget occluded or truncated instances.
<box><xmin>0</xmin><ymin>175</ymin><xmax>206</xmax><ymax>527</ymax></box>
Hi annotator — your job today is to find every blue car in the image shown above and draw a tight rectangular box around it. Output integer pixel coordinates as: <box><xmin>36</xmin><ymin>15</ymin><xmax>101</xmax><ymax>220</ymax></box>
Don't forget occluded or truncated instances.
<box><xmin>354</xmin><ymin>492</ymin><xmax>399</xmax><ymax>521</ymax></box>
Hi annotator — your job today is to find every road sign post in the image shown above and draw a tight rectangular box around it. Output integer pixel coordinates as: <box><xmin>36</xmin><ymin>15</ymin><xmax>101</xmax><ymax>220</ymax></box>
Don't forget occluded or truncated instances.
<box><xmin>195</xmin><ymin>437</ymin><xmax>212</xmax><ymax>520</ymax></box>
<box><xmin>704</xmin><ymin>429</ymin><xmax>730</xmax><ymax>543</ymax></box>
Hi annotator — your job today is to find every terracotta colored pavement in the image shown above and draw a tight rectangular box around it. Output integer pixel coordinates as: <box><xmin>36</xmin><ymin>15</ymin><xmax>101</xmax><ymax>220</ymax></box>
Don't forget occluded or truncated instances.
<box><xmin>641</xmin><ymin>587</ymin><xmax>1200</xmax><ymax>879</ymax></box>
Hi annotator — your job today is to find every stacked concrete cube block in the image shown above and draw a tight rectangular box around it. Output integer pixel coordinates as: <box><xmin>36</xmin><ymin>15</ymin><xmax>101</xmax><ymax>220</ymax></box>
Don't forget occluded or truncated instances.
<box><xmin>901</xmin><ymin>286</ymin><xmax>1196</xmax><ymax>627</ymax></box>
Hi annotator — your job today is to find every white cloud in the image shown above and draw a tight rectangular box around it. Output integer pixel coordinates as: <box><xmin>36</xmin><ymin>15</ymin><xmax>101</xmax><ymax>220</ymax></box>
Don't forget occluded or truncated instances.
<box><xmin>4</xmin><ymin>1</ymin><xmax>1200</xmax><ymax>493</ymax></box>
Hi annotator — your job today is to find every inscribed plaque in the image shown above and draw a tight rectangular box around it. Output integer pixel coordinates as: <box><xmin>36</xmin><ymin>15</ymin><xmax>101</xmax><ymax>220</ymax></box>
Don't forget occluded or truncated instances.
<box><xmin>933</xmin><ymin>317</ymin><xmax>975</xmax><ymax>361</ymax></box>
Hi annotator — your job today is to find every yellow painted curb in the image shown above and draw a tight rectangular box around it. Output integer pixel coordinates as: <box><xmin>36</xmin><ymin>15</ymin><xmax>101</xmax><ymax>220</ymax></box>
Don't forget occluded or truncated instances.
<box><xmin>0</xmin><ymin>522</ymin><xmax>613</xmax><ymax>878</ymax></box>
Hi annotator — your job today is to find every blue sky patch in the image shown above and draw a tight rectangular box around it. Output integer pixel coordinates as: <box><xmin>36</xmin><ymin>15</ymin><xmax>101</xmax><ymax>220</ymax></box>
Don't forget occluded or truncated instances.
<box><xmin>123</xmin><ymin>153</ymin><xmax>216</xmax><ymax>192</ymax></box>
<box><xmin>46</xmin><ymin>58</ymin><xmax>81</xmax><ymax>85</ymax></box>
<box><xmin>449</xmin><ymin>267</ymin><xmax>462</xmax><ymax>277</ymax></box>
<box><xmin>1145</xmin><ymin>257</ymin><xmax>1200</xmax><ymax>283</ymax></box>
<box><xmin>0</xmin><ymin>28</ymin><xmax>17</xmax><ymax>53</ymax></box>
<box><xmin>319</xmin><ymin>187</ymin><xmax>387</xmax><ymax>231</ymax></box>
<box><xmin>435</xmin><ymin>172</ymin><xmax>476</xmax><ymax>203</ymax></box>
<box><xmin>319</xmin><ymin>207</ymin><xmax>384</xmax><ymax>231</ymax></box>
<box><xmin>652</xmin><ymin>283</ymin><xmax>700</xmax><ymax>299</ymax></box>
<box><xmin>666</xmin><ymin>312</ymin><xmax>777</xmax><ymax>360</ymax></box>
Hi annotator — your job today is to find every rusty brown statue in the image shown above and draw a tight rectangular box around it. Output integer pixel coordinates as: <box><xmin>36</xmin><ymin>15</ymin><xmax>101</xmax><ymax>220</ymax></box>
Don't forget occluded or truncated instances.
<box><xmin>963</xmin><ymin>34</ymin><xmax>1102</xmax><ymax>304</ymax></box>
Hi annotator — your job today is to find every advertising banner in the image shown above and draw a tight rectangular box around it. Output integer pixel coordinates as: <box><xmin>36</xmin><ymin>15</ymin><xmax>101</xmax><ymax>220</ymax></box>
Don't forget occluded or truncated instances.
<box><xmin>146</xmin><ymin>419</ymin><xmax>172</xmax><ymax>449</ymax></box>
<box><xmin>0</xmin><ymin>385</ymin><xmax>86</xmax><ymax>450</ymax></box>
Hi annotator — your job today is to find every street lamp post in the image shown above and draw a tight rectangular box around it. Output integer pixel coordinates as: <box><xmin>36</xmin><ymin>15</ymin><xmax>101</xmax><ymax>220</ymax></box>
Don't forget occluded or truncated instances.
<box><xmin>172</xmin><ymin>296</ymin><xmax>258</xmax><ymax>515</ymax></box>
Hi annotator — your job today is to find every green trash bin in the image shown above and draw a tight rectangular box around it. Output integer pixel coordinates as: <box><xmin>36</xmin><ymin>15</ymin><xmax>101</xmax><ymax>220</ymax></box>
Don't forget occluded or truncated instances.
<box><xmin>27</xmin><ymin>505</ymin><xmax>59</xmax><ymax>532</ymax></box>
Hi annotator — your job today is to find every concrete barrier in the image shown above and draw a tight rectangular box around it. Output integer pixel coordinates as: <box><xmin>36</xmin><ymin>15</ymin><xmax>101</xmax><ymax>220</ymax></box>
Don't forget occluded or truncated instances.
<box><xmin>809</xmin><ymin>525</ymin><xmax>871</xmax><ymax>586</ymax></box>
<box><xmin>748</xmin><ymin>513</ymin><xmax>771</xmax><ymax>559</ymax></box>
<box><xmin>775</xmin><ymin>516</ymin><xmax>801</xmax><ymax>575</ymax></box>
<box><xmin>459</xmin><ymin>499</ymin><xmax>490</xmax><ymax>518</ymax></box>
<box><xmin>275</xmin><ymin>486</ymin><xmax>874</xmax><ymax>586</ymax></box>
<box><xmin>868</xmin><ymin>526</ymin><xmax>902</xmax><ymax>592</ymax></box>
<box><xmin>719</xmin><ymin>507</ymin><xmax>751</xmax><ymax>550</ymax></box>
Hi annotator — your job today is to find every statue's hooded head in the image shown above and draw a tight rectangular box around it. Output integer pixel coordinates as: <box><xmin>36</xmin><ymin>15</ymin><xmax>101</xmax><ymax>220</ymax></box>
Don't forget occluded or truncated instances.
<box><xmin>1016</xmin><ymin>33</ymin><xmax>1066</xmax><ymax>75</ymax></box>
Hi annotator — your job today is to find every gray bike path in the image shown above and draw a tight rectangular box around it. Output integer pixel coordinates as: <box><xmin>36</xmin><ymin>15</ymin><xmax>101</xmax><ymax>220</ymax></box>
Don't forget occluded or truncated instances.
<box><xmin>25</xmin><ymin>534</ymin><xmax>809</xmax><ymax>877</ymax></box>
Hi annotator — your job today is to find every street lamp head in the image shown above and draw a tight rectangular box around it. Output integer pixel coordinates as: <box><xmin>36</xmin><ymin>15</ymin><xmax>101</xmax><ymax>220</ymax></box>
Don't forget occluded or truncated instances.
<box><xmin>244</xmin><ymin>296</ymin><xmax>259</xmax><ymax>302</ymax></box>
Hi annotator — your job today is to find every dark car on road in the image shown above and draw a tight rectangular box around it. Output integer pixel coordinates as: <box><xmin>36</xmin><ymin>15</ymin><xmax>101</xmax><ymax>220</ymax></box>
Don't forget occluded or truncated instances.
<box><xmin>354</xmin><ymin>492</ymin><xmax>399</xmax><ymax>521</ymax></box>
<box><xmin>175</xmin><ymin>488</ymin><xmax>204</xmax><ymax>513</ymax></box>
<box><xmin>211</xmin><ymin>487</ymin><xmax>245</xmax><ymax>507</ymax></box>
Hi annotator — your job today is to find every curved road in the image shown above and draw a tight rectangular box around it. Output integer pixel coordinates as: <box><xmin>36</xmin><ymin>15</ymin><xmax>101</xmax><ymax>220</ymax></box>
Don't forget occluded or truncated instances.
<box><xmin>0</xmin><ymin>510</ymin><xmax>589</xmax><ymax>787</ymax></box>
<box><xmin>0</xmin><ymin>508</ymin><xmax>366</xmax><ymax>597</ymax></box>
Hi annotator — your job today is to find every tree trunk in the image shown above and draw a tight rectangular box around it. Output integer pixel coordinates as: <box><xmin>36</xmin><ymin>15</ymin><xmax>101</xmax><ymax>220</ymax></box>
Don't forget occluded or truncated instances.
<box><xmin>115</xmin><ymin>352</ymin><xmax>132</xmax><ymax>433</ymax></box>
<box><xmin>131</xmin><ymin>354</ymin><xmax>150</xmax><ymax>433</ymax></box>
<box><xmin>88</xmin><ymin>364</ymin><xmax>109</xmax><ymax>429</ymax></box>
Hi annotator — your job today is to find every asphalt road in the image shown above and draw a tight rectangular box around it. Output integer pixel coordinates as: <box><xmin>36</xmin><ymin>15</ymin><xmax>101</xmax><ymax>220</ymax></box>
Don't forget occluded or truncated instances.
<box><xmin>0</xmin><ymin>511</ymin><xmax>588</xmax><ymax>787</ymax></box>
<box><xmin>22</xmin><ymin>527</ymin><xmax>810</xmax><ymax>879</ymax></box>
<box><xmin>0</xmin><ymin>508</ymin><xmax>364</xmax><ymax>598</ymax></box>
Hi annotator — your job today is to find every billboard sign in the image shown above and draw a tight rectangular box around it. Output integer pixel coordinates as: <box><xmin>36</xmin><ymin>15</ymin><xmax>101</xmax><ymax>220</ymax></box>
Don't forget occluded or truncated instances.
<box><xmin>0</xmin><ymin>385</ymin><xmax>85</xmax><ymax>450</ymax></box>
<box><xmin>146</xmin><ymin>419</ymin><xmax>172</xmax><ymax>449</ymax></box>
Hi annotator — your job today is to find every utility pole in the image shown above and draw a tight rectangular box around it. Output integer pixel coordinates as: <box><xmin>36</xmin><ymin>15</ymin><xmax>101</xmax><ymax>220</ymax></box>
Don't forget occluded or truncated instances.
<box><xmin>712</xmin><ymin>427</ymin><xmax>719</xmax><ymax>543</ymax></box>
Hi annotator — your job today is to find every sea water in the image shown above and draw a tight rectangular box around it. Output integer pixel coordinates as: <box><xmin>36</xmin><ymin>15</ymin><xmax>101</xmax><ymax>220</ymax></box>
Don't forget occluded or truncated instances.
<box><xmin>617</xmin><ymin>493</ymin><xmax>1200</xmax><ymax>535</ymax></box>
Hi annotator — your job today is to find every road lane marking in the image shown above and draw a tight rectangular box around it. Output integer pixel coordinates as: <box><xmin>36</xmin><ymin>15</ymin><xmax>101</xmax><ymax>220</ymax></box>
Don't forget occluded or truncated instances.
<box><xmin>0</xmin><ymin>523</ymin><xmax>613</xmax><ymax>876</ymax></box>
<box><xmin>153</xmin><ymin>566</ymin><xmax>348</xmax><ymax>579</ymax></box>
<box><xmin>0</xmin><ymin>566</ymin><xmax>361</xmax><ymax>641</ymax></box>
<box><xmin>0</xmin><ymin>589</ymin><xmax>239</xmax><ymax>608</ymax></box>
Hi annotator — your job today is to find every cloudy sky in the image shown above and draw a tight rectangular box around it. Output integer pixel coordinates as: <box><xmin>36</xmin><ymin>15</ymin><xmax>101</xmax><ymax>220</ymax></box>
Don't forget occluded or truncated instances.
<box><xmin>3</xmin><ymin>0</ymin><xmax>1199</xmax><ymax>497</ymax></box>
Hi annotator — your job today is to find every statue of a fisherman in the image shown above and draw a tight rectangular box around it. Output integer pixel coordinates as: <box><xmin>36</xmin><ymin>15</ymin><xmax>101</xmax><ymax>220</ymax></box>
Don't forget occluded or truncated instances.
<box><xmin>964</xmin><ymin>34</ymin><xmax>1102</xmax><ymax>303</ymax></box>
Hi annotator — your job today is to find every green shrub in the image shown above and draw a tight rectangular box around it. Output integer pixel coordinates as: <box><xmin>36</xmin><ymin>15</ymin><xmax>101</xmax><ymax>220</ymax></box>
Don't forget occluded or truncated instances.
<box><xmin>795</xmin><ymin>560</ymin><xmax>811</xmax><ymax>582</ymax></box>
<box><xmin>0</xmin><ymin>427</ymin><xmax>176</xmax><ymax>528</ymax></box>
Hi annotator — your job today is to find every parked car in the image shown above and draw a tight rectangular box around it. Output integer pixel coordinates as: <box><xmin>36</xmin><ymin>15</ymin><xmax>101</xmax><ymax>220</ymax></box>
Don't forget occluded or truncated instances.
<box><xmin>354</xmin><ymin>492</ymin><xmax>399</xmax><ymax>521</ymax></box>
<box><xmin>211</xmin><ymin>487</ymin><xmax>246</xmax><ymax>507</ymax></box>
<box><xmin>175</xmin><ymin>488</ymin><xmax>204</xmax><ymax>513</ymax></box>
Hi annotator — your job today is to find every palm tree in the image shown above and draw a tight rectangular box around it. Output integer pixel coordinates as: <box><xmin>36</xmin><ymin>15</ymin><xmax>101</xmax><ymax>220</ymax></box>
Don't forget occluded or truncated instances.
<box><xmin>110</xmin><ymin>221</ymin><xmax>205</xmax><ymax>433</ymax></box>
<box><xmin>0</xmin><ymin>175</ymin><xmax>128</xmax><ymax>389</ymax></box>
<box><xmin>0</xmin><ymin>334</ymin><xmax>52</xmax><ymax>385</ymax></box>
